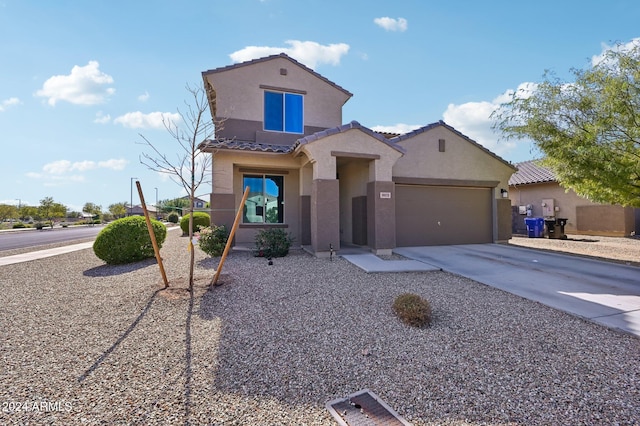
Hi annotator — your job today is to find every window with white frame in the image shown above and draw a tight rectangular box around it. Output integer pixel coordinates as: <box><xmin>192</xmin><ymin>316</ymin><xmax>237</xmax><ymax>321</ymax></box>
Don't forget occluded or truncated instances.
<box><xmin>264</xmin><ymin>91</ymin><xmax>303</xmax><ymax>133</ymax></box>
<box><xmin>243</xmin><ymin>174</ymin><xmax>284</xmax><ymax>223</ymax></box>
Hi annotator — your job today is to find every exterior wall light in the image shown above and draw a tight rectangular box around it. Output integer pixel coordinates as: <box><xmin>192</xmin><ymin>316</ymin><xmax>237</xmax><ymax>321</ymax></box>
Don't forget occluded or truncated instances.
<box><xmin>500</xmin><ymin>188</ymin><xmax>509</xmax><ymax>198</ymax></box>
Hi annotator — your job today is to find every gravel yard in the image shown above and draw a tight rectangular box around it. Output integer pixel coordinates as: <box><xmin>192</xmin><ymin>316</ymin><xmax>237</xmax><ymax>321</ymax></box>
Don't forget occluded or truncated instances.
<box><xmin>1</xmin><ymin>230</ymin><xmax>639</xmax><ymax>425</ymax></box>
<box><xmin>508</xmin><ymin>233</ymin><xmax>640</xmax><ymax>266</ymax></box>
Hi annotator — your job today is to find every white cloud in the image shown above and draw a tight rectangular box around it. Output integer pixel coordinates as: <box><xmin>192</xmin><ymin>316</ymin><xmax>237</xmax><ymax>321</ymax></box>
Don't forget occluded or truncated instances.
<box><xmin>441</xmin><ymin>88</ymin><xmax>536</xmax><ymax>157</ymax></box>
<box><xmin>98</xmin><ymin>158</ymin><xmax>127</xmax><ymax>170</ymax></box>
<box><xmin>94</xmin><ymin>111</ymin><xmax>111</xmax><ymax>124</ymax></box>
<box><xmin>230</xmin><ymin>40</ymin><xmax>350</xmax><ymax>69</ymax></box>
<box><xmin>374</xmin><ymin>17</ymin><xmax>408</xmax><ymax>32</ymax></box>
<box><xmin>35</xmin><ymin>61</ymin><xmax>115</xmax><ymax>106</ymax></box>
<box><xmin>592</xmin><ymin>37</ymin><xmax>640</xmax><ymax>66</ymax></box>
<box><xmin>371</xmin><ymin>123</ymin><xmax>422</xmax><ymax>135</ymax></box>
<box><xmin>113</xmin><ymin>111</ymin><xmax>181</xmax><ymax>129</ymax></box>
<box><xmin>42</xmin><ymin>160</ymin><xmax>73</xmax><ymax>175</ymax></box>
<box><xmin>0</xmin><ymin>97</ymin><xmax>20</xmax><ymax>112</ymax></box>
<box><xmin>37</xmin><ymin>158</ymin><xmax>128</xmax><ymax>176</ymax></box>
<box><xmin>138</xmin><ymin>91</ymin><xmax>150</xmax><ymax>102</ymax></box>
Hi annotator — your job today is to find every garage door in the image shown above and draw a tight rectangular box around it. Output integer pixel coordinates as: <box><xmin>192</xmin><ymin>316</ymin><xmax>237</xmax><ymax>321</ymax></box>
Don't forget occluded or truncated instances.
<box><xmin>395</xmin><ymin>185</ymin><xmax>493</xmax><ymax>246</ymax></box>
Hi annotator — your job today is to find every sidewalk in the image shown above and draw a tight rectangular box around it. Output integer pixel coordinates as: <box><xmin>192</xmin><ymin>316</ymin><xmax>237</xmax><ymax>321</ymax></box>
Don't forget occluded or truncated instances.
<box><xmin>0</xmin><ymin>242</ymin><xmax>95</xmax><ymax>266</ymax></box>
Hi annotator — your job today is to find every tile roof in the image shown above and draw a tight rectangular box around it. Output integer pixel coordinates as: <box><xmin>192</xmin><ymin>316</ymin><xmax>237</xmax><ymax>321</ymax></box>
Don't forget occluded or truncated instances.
<box><xmin>199</xmin><ymin>122</ymin><xmax>407</xmax><ymax>155</ymax></box>
<box><xmin>509</xmin><ymin>160</ymin><xmax>557</xmax><ymax>185</ymax></box>
<box><xmin>390</xmin><ymin>120</ymin><xmax>517</xmax><ymax>170</ymax></box>
<box><xmin>293</xmin><ymin>121</ymin><xmax>405</xmax><ymax>154</ymax></box>
<box><xmin>201</xmin><ymin>53</ymin><xmax>353</xmax><ymax>98</ymax></box>
<box><xmin>199</xmin><ymin>139</ymin><xmax>294</xmax><ymax>154</ymax></box>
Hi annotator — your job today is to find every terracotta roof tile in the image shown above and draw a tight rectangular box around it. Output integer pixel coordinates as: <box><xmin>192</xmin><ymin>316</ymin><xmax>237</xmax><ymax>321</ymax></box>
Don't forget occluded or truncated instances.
<box><xmin>199</xmin><ymin>139</ymin><xmax>294</xmax><ymax>153</ymax></box>
<box><xmin>509</xmin><ymin>160</ymin><xmax>557</xmax><ymax>185</ymax></box>
<box><xmin>293</xmin><ymin>121</ymin><xmax>405</xmax><ymax>154</ymax></box>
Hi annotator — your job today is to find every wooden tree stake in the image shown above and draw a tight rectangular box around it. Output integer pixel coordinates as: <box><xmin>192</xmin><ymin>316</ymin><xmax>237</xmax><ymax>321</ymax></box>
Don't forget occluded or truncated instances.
<box><xmin>136</xmin><ymin>181</ymin><xmax>169</xmax><ymax>287</ymax></box>
<box><xmin>211</xmin><ymin>186</ymin><xmax>250</xmax><ymax>287</ymax></box>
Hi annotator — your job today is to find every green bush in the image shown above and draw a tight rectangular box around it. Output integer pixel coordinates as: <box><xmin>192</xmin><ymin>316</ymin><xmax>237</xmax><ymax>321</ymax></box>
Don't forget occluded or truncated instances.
<box><xmin>255</xmin><ymin>228</ymin><xmax>294</xmax><ymax>258</ymax></box>
<box><xmin>93</xmin><ymin>216</ymin><xmax>167</xmax><ymax>265</ymax></box>
<box><xmin>180</xmin><ymin>212</ymin><xmax>210</xmax><ymax>235</ymax></box>
<box><xmin>12</xmin><ymin>222</ymin><xmax>26</xmax><ymax>229</ymax></box>
<box><xmin>167</xmin><ymin>212</ymin><xmax>179</xmax><ymax>223</ymax></box>
<box><xmin>393</xmin><ymin>293</ymin><xmax>432</xmax><ymax>327</ymax></box>
<box><xmin>197</xmin><ymin>225</ymin><xmax>229</xmax><ymax>257</ymax></box>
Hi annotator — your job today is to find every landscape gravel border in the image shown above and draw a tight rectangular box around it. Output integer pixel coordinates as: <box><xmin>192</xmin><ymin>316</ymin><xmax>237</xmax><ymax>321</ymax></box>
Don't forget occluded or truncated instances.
<box><xmin>1</xmin><ymin>231</ymin><xmax>638</xmax><ymax>425</ymax></box>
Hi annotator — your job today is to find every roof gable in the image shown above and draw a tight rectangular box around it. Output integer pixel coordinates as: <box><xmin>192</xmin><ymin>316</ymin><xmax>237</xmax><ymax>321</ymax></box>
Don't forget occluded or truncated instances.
<box><xmin>293</xmin><ymin>121</ymin><xmax>405</xmax><ymax>154</ymax></box>
<box><xmin>391</xmin><ymin>120</ymin><xmax>516</xmax><ymax>170</ymax></box>
<box><xmin>201</xmin><ymin>53</ymin><xmax>353</xmax><ymax>98</ymax></box>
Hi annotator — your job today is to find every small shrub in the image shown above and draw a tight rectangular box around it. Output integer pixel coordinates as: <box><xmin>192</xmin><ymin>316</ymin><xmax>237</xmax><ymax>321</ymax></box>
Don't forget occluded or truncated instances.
<box><xmin>167</xmin><ymin>212</ymin><xmax>179</xmax><ymax>223</ymax></box>
<box><xmin>93</xmin><ymin>216</ymin><xmax>167</xmax><ymax>265</ymax></box>
<box><xmin>255</xmin><ymin>228</ymin><xmax>293</xmax><ymax>258</ymax></box>
<box><xmin>180</xmin><ymin>212</ymin><xmax>210</xmax><ymax>235</ymax></box>
<box><xmin>12</xmin><ymin>222</ymin><xmax>26</xmax><ymax>229</ymax></box>
<box><xmin>197</xmin><ymin>225</ymin><xmax>229</xmax><ymax>257</ymax></box>
<box><xmin>35</xmin><ymin>222</ymin><xmax>45</xmax><ymax>230</ymax></box>
<box><xmin>393</xmin><ymin>293</ymin><xmax>432</xmax><ymax>327</ymax></box>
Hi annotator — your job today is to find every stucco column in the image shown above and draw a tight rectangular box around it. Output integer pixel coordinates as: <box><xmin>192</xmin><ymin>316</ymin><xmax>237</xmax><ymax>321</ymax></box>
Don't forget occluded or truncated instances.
<box><xmin>367</xmin><ymin>181</ymin><xmax>396</xmax><ymax>254</ymax></box>
<box><xmin>311</xmin><ymin>179</ymin><xmax>340</xmax><ymax>255</ymax></box>
<box><xmin>210</xmin><ymin>193</ymin><xmax>236</xmax><ymax>231</ymax></box>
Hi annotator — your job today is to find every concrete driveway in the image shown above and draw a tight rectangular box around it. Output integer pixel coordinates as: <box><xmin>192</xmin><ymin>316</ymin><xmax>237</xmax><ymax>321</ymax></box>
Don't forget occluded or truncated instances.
<box><xmin>393</xmin><ymin>244</ymin><xmax>640</xmax><ymax>337</ymax></box>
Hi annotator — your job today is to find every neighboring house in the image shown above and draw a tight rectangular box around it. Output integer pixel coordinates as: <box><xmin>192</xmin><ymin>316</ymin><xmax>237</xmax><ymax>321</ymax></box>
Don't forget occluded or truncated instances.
<box><xmin>129</xmin><ymin>204</ymin><xmax>158</xmax><ymax>217</ymax></box>
<box><xmin>180</xmin><ymin>196</ymin><xmax>207</xmax><ymax>209</ymax></box>
<box><xmin>199</xmin><ymin>53</ymin><xmax>516</xmax><ymax>256</ymax></box>
<box><xmin>509</xmin><ymin>160</ymin><xmax>639</xmax><ymax>236</ymax></box>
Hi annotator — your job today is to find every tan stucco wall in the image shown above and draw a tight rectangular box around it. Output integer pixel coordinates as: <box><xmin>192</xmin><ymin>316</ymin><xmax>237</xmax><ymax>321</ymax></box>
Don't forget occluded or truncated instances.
<box><xmin>509</xmin><ymin>182</ymin><xmax>635</xmax><ymax>235</ymax></box>
<box><xmin>204</xmin><ymin>56</ymin><xmax>350</xmax><ymax>134</ymax></box>
<box><xmin>337</xmin><ymin>159</ymin><xmax>369</xmax><ymax>244</ymax></box>
<box><xmin>298</xmin><ymin>128</ymin><xmax>402</xmax><ymax>181</ymax></box>
<box><xmin>509</xmin><ymin>182</ymin><xmax>593</xmax><ymax>233</ymax></box>
<box><xmin>393</xmin><ymin>126</ymin><xmax>514</xmax><ymax>197</ymax></box>
<box><xmin>211</xmin><ymin>150</ymin><xmax>303</xmax><ymax>246</ymax></box>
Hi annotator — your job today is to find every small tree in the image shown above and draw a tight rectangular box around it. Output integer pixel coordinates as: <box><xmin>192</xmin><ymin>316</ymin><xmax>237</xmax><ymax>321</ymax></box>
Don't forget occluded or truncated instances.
<box><xmin>139</xmin><ymin>84</ymin><xmax>219</xmax><ymax>288</ymax></box>
<box><xmin>108</xmin><ymin>202</ymin><xmax>128</xmax><ymax>219</ymax></box>
<box><xmin>492</xmin><ymin>41</ymin><xmax>640</xmax><ymax>207</ymax></box>
<box><xmin>38</xmin><ymin>197</ymin><xmax>66</xmax><ymax>228</ymax></box>
<box><xmin>159</xmin><ymin>197</ymin><xmax>189</xmax><ymax>215</ymax></box>
<box><xmin>0</xmin><ymin>204</ymin><xmax>18</xmax><ymax>222</ymax></box>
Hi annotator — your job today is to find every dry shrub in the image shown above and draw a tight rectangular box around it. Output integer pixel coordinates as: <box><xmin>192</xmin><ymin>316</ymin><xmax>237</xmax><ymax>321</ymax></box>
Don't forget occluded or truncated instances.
<box><xmin>393</xmin><ymin>293</ymin><xmax>432</xmax><ymax>327</ymax></box>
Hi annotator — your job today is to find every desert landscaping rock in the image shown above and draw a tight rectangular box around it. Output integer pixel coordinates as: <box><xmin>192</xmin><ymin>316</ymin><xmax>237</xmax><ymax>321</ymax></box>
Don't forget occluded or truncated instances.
<box><xmin>1</xmin><ymin>231</ymin><xmax>638</xmax><ymax>425</ymax></box>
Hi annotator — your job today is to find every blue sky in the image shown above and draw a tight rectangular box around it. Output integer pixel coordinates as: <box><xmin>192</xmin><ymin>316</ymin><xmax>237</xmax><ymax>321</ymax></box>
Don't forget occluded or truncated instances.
<box><xmin>1</xmin><ymin>0</ymin><xmax>639</xmax><ymax>213</ymax></box>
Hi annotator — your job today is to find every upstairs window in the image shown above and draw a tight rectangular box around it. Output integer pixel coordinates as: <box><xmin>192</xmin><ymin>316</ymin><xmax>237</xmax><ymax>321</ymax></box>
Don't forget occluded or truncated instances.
<box><xmin>264</xmin><ymin>91</ymin><xmax>303</xmax><ymax>133</ymax></box>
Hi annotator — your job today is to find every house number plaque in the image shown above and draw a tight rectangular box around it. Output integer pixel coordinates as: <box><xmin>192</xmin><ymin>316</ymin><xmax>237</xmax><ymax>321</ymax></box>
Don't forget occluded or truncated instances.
<box><xmin>379</xmin><ymin>192</ymin><xmax>391</xmax><ymax>199</ymax></box>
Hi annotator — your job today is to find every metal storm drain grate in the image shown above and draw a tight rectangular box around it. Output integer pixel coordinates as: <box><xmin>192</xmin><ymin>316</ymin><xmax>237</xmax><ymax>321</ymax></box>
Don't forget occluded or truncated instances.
<box><xmin>326</xmin><ymin>389</ymin><xmax>412</xmax><ymax>426</ymax></box>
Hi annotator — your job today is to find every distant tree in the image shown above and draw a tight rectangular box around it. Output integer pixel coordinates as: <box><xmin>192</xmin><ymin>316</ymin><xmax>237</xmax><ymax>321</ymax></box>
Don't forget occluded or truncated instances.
<box><xmin>159</xmin><ymin>197</ymin><xmax>189</xmax><ymax>214</ymax></box>
<box><xmin>139</xmin><ymin>83</ymin><xmax>217</xmax><ymax>288</ymax></box>
<box><xmin>108</xmin><ymin>202</ymin><xmax>128</xmax><ymax>219</ymax></box>
<box><xmin>19</xmin><ymin>205</ymin><xmax>39</xmax><ymax>221</ymax></box>
<box><xmin>83</xmin><ymin>202</ymin><xmax>102</xmax><ymax>216</ymax></box>
<box><xmin>492</xmin><ymin>41</ymin><xmax>640</xmax><ymax>207</ymax></box>
<box><xmin>0</xmin><ymin>204</ymin><xmax>18</xmax><ymax>222</ymax></box>
<box><xmin>38</xmin><ymin>197</ymin><xmax>67</xmax><ymax>227</ymax></box>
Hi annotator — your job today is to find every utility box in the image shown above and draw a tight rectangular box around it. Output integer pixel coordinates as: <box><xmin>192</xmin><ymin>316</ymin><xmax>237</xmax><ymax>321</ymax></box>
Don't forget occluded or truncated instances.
<box><xmin>542</xmin><ymin>198</ymin><xmax>555</xmax><ymax>218</ymax></box>
<box><xmin>525</xmin><ymin>217</ymin><xmax>544</xmax><ymax>238</ymax></box>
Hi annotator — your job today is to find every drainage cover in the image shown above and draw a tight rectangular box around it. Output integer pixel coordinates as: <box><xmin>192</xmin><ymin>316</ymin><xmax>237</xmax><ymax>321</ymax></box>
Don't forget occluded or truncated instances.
<box><xmin>326</xmin><ymin>389</ymin><xmax>412</xmax><ymax>426</ymax></box>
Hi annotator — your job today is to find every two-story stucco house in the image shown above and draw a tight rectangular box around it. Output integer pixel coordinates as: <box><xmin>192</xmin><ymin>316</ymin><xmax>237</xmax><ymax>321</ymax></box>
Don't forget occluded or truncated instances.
<box><xmin>199</xmin><ymin>53</ymin><xmax>516</xmax><ymax>256</ymax></box>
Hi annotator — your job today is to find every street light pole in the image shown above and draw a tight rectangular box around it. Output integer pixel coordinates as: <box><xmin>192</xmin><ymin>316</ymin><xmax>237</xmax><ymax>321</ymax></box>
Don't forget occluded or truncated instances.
<box><xmin>130</xmin><ymin>177</ymin><xmax>138</xmax><ymax>216</ymax></box>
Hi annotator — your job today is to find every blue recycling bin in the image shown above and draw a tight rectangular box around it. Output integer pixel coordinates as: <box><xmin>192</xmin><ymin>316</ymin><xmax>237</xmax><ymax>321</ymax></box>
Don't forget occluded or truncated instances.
<box><xmin>524</xmin><ymin>217</ymin><xmax>544</xmax><ymax>238</ymax></box>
